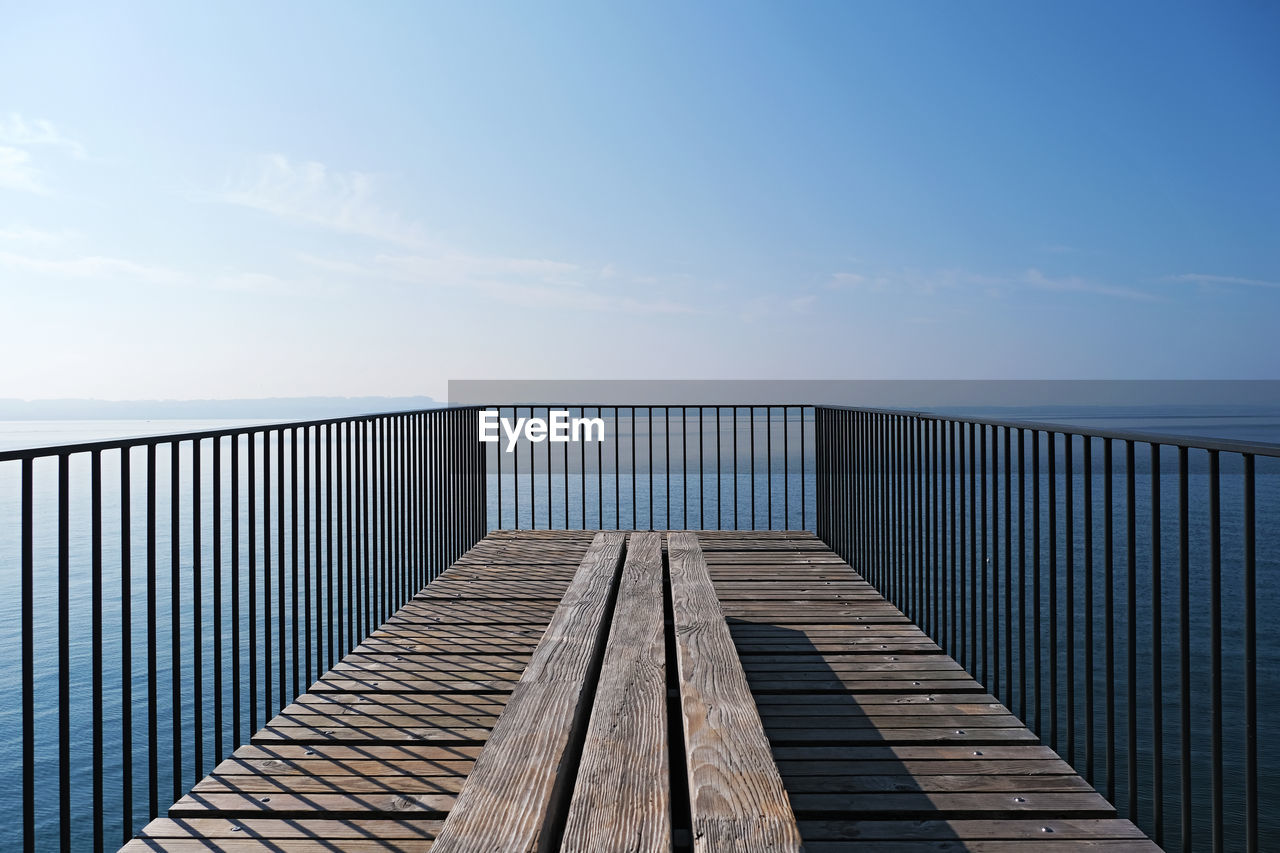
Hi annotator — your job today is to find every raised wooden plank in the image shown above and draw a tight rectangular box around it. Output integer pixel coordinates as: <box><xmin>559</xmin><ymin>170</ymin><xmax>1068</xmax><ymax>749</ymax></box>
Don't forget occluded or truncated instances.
<box><xmin>431</xmin><ymin>531</ymin><xmax>627</xmax><ymax>851</ymax></box>
<box><xmin>668</xmin><ymin>531</ymin><xmax>802</xmax><ymax>852</ymax></box>
<box><xmin>562</xmin><ymin>531</ymin><xmax>670</xmax><ymax>852</ymax></box>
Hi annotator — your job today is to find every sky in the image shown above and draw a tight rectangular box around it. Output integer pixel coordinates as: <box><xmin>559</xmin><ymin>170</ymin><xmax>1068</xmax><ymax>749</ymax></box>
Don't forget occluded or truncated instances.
<box><xmin>1</xmin><ymin>0</ymin><xmax>1277</xmax><ymax>401</ymax></box>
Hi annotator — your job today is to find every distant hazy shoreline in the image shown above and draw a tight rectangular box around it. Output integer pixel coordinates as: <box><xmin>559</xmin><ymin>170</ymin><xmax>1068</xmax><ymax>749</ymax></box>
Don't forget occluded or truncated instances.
<box><xmin>0</xmin><ymin>396</ymin><xmax>439</xmax><ymax>420</ymax></box>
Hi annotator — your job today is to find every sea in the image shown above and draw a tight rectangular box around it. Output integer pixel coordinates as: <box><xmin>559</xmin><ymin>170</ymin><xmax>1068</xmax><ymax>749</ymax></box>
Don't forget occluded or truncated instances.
<box><xmin>0</xmin><ymin>407</ymin><xmax>1277</xmax><ymax>851</ymax></box>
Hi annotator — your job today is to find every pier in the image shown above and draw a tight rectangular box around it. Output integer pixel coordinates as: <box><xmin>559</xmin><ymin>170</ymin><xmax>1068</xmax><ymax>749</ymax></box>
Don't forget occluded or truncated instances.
<box><xmin>122</xmin><ymin>529</ymin><xmax>1155</xmax><ymax>850</ymax></box>
<box><xmin>3</xmin><ymin>403</ymin><xmax>1270</xmax><ymax>851</ymax></box>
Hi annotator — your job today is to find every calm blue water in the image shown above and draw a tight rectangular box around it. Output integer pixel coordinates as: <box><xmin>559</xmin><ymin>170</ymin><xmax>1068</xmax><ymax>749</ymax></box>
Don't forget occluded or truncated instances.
<box><xmin>0</xmin><ymin>409</ymin><xmax>1277</xmax><ymax>850</ymax></box>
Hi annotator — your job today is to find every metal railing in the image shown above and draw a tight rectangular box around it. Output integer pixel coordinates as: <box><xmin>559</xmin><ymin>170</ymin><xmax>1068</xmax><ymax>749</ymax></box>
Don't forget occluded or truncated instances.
<box><xmin>4</xmin><ymin>402</ymin><xmax>1276</xmax><ymax>852</ymax></box>
<box><xmin>483</xmin><ymin>405</ymin><xmax>817</xmax><ymax>531</ymax></box>
<box><xmin>815</xmin><ymin>405</ymin><xmax>1278</xmax><ymax>853</ymax></box>
<box><xmin>0</xmin><ymin>406</ymin><xmax>486</xmax><ymax>851</ymax></box>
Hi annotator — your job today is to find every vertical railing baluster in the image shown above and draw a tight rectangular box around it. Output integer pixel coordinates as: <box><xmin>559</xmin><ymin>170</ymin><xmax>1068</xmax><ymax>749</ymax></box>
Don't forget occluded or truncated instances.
<box><xmin>1018</xmin><ymin>428</ymin><xmax>1026</xmax><ymax>722</ymax></box>
<box><xmin>1003</xmin><ymin>426</ymin><xmax>1012</xmax><ymax>714</ymax></box>
<box><xmin>599</xmin><ymin>407</ymin><xmax>605</xmax><ymax>529</ymax></box>
<box><xmin>766</xmin><ymin>407</ymin><xmax>772</xmax><ymax>531</ymax></box>
<box><xmin>1032</xmin><ymin>431</ymin><xmax>1040</xmax><ymax>735</ymax></box>
<box><xmin>548</xmin><ymin>407</ymin><xmax>554</xmax><ymax>531</ymax></box>
<box><xmin>1208</xmin><ymin>449</ymin><xmax>1222</xmax><ymax>852</ymax></box>
<box><xmin>620</xmin><ymin>408</ymin><xmax>626</xmax><ymax>530</ymax></box>
<box><xmin>1104</xmin><ymin>438</ymin><xmax>1115</xmax><ymax>805</ymax></box>
<box><xmin>1126</xmin><ymin>440</ymin><xmax>1137</xmax><ymax>822</ymax></box>
<box><xmin>634</xmin><ymin>407</ymin><xmax>639</xmax><ymax>530</ymax></box>
<box><xmin>120</xmin><ymin>448</ymin><xmax>133</xmax><ymax>841</ymax></box>
<box><xmin>801</xmin><ymin>407</ymin><xmax>807</xmax><ymax>532</ymax></box>
<box><xmin>146</xmin><ymin>442</ymin><xmax>158</xmax><ymax>820</ymax></box>
<box><xmin>1151</xmin><ymin>444</ymin><xmax>1163</xmax><ymax>844</ymax></box>
<box><xmin>783</xmin><ymin>407</ymin><xmax>789</xmax><ymax>530</ymax></box>
<box><xmin>1066</xmin><ymin>434</ymin><xmax>1075</xmax><ymax>765</ymax></box>
<box><xmin>214</xmin><ymin>437</ymin><xmax>225</xmax><ymax>763</ymax></box>
<box><xmin>1243</xmin><ymin>452</ymin><xmax>1257</xmax><ymax>853</ymax></box>
<box><xmin>21</xmin><ymin>458</ymin><xmax>33</xmax><ymax>852</ymax></box>
<box><xmin>1084</xmin><ymin>436</ymin><xmax>1094</xmax><ymax>785</ymax></box>
<box><xmin>969</xmin><ymin>423</ymin><xmax>977</xmax><ymax>678</ymax></box>
<box><xmin>249</xmin><ymin>434</ymin><xmax>259</xmax><ymax>735</ymax></box>
<box><xmin>276</xmin><ymin>427</ymin><xmax>286</xmax><ymax>714</ymax></box>
<box><xmin>332</xmin><ymin>420</ymin><xmax>343</xmax><ymax>671</ymax></box>
<box><xmin>193</xmin><ymin>438</ymin><xmax>204</xmax><ymax>782</ymax></box>
<box><xmin>749</xmin><ymin>408</ymin><xmax>754</xmax><ymax>531</ymax></box>
<box><xmin>1177</xmin><ymin>445</ymin><xmax>1190</xmax><ymax>853</ymax></box>
<box><xmin>58</xmin><ymin>454</ymin><xmax>71</xmax><ymax>849</ymax></box>
<box><xmin>91</xmin><ymin>450</ymin><xmax>104</xmax><ymax>851</ymax></box>
<box><xmin>951</xmin><ymin>422</ymin><xmax>959</xmax><ymax>661</ymax></box>
<box><xmin>564</xmin><ymin>411</ymin><xmax>570</xmax><ymax>531</ymax></box>
<box><xmin>730</xmin><ymin>408</ymin><xmax>736</xmax><ymax>530</ymax></box>
<box><xmin>1049</xmin><ymin>431</ymin><xmax>1058</xmax><ymax>752</ymax></box>
<box><xmin>169</xmin><ymin>441</ymin><xmax>183</xmax><ymax>803</ymax></box>
<box><xmin>981</xmin><ymin>423</ymin><xmax>989</xmax><ymax>690</ymax></box>
<box><xmin>232</xmin><ymin>436</ymin><xmax>242</xmax><ymax>752</ymax></box>
<box><xmin>302</xmin><ymin>427</ymin><xmax>311</xmax><ymax>689</ymax></box>
<box><xmin>513</xmin><ymin>408</ymin><xmax>519</xmax><ymax>530</ymax></box>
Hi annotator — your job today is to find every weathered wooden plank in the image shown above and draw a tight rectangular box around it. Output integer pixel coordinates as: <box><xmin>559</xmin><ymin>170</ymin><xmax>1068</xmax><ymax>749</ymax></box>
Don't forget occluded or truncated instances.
<box><xmin>702</xmin><ymin>534</ymin><xmax>1153</xmax><ymax>850</ymax></box>
<box><xmin>132</xmin><ymin>817</ymin><xmax>444</xmax><ymax>839</ymax></box>
<box><xmin>193</xmin><ymin>774</ymin><xmax>469</xmax><ymax>794</ymax></box>
<box><xmin>169</xmin><ymin>789</ymin><xmax>456</xmax><ymax>817</ymax></box>
<box><xmin>123</xmin><ymin>532</ymin><xmax>595</xmax><ymax>852</ymax></box>
<box><xmin>123</xmin><ymin>841</ymin><xmax>436</xmax><ymax>852</ymax></box>
<box><xmin>124</xmin><ymin>528</ymin><xmax>1157</xmax><ymax>852</ymax></box>
<box><xmin>668</xmin><ymin>531</ymin><xmax>802</xmax><ymax>852</ymax></box>
<box><xmin>431</xmin><ymin>531</ymin><xmax>626</xmax><ymax>851</ymax></box>
<box><xmin>796</xmin><ymin>818</ymin><xmax>1154</xmax><ymax>840</ymax></box>
<box><xmin>801</xmin><ymin>842</ymin><xmax>1161</xmax><ymax>852</ymax></box>
<box><xmin>786</xmin><ymin>790</ymin><xmax>1115</xmax><ymax>817</ymax></box>
<box><xmin>562</xmin><ymin>531</ymin><xmax>670</xmax><ymax>852</ymax></box>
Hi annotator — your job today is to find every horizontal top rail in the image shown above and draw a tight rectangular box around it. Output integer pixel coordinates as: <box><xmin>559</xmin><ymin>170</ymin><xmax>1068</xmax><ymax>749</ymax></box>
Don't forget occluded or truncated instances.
<box><xmin>5</xmin><ymin>401</ymin><xmax>1277</xmax><ymax>463</ymax></box>
<box><xmin>816</xmin><ymin>403</ymin><xmax>1280</xmax><ymax>458</ymax></box>
<box><xmin>0</xmin><ymin>404</ymin><xmax>485</xmax><ymax>463</ymax></box>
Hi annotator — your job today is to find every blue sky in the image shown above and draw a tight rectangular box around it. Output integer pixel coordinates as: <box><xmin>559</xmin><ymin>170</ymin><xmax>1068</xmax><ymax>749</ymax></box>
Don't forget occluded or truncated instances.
<box><xmin>1</xmin><ymin>1</ymin><xmax>1277</xmax><ymax>400</ymax></box>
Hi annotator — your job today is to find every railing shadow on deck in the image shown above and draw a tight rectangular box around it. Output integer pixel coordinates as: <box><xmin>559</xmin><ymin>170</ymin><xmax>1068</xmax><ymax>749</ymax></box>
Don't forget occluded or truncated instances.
<box><xmin>728</xmin><ymin>617</ymin><xmax>963</xmax><ymax>848</ymax></box>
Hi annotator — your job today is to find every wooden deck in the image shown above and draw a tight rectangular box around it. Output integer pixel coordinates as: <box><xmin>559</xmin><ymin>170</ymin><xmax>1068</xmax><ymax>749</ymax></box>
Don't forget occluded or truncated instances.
<box><xmin>122</xmin><ymin>530</ymin><xmax>1157</xmax><ymax>851</ymax></box>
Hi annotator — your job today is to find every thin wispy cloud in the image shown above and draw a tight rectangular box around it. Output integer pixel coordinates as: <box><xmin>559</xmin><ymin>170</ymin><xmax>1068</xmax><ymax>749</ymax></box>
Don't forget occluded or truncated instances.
<box><xmin>827</xmin><ymin>267</ymin><xmax>1156</xmax><ymax>301</ymax></box>
<box><xmin>1020</xmin><ymin>268</ymin><xmax>1157</xmax><ymax>301</ymax></box>
<box><xmin>219</xmin><ymin>153</ymin><xmax>702</xmax><ymax>315</ymax></box>
<box><xmin>0</xmin><ymin>146</ymin><xmax>47</xmax><ymax>194</ymax></box>
<box><xmin>299</xmin><ymin>250</ymin><xmax>698</xmax><ymax>315</ymax></box>
<box><xmin>0</xmin><ymin>226</ymin><xmax>69</xmax><ymax>244</ymax></box>
<box><xmin>0</xmin><ymin>114</ymin><xmax>86</xmax><ymax>195</ymax></box>
<box><xmin>219</xmin><ymin>154</ymin><xmax>429</xmax><ymax>248</ymax></box>
<box><xmin>736</xmin><ymin>292</ymin><xmax>821</xmax><ymax>323</ymax></box>
<box><xmin>0</xmin><ymin>114</ymin><xmax>87</xmax><ymax>158</ymax></box>
<box><xmin>1167</xmin><ymin>273</ymin><xmax>1280</xmax><ymax>290</ymax></box>
<box><xmin>828</xmin><ymin>271</ymin><xmax>880</xmax><ymax>290</ymax></box>
<box><xmin>0</xmin><ymin>250</ymin><xmax>184</xmax><ymax>284</ymax></box>
<box><xmin>0</xmin><ymin>249</ymin><xmax>291</xmax><ymax>294</ymax></box>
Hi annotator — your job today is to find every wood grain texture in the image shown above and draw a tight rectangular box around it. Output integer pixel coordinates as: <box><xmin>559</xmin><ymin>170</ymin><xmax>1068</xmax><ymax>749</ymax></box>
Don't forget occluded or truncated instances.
<box><xmin>122</xmin><ymin>532</ymin><xmax>595</xmax><ymax>852</ymax></box>
<box><xmin>668</xmin><ymin>531</ymin><xmax>803</xmax><ymax>853</ymax></box>
<box><xmin>121</xmin><ymin>528</ymin><xmax>1158</xmax><ymax>852</ymax></box>
<box><xmin>562</xmin><ymin>531</ymin><xmax>671</xmax><ymax>852</ymax></box>
<box><xmin>704</xmin><ymin>530</ymin><xmax>1158</xmax><ymax>850</ymax></box>
<box><xmin>431</xmin><ymin>531</ymin><xmax>627</xmax><ymax>852</ymax></box>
